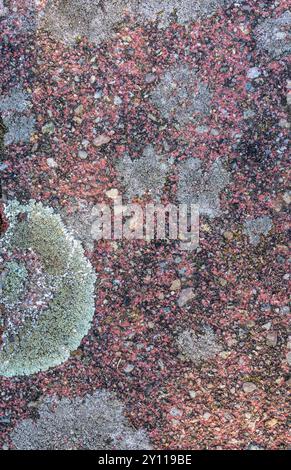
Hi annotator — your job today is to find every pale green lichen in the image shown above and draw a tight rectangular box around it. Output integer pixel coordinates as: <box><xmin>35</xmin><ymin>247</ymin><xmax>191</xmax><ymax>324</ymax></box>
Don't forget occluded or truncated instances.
<box><xmin>0</xmin><ymin>200</ymin><xmax>96</xmax><ymax>377</ymax></box>
<box><xmin>2</xmin><ymin>261</ymin><xmax>28</xmax><ymax>305</ymax></box>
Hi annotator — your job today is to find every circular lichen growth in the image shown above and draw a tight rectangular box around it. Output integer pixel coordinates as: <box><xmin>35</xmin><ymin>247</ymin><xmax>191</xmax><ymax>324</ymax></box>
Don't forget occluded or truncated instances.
<box><xmin>0</xmin><ymin>200</ymin><xmax>96</xmax><ymax>377</ymax></box>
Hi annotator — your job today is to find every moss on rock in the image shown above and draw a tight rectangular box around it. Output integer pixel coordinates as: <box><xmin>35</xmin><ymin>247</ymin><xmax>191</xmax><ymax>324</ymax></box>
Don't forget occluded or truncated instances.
<box><xmin>0</xmin><ymin>200</ymin><xmax>96</xmax><ymax>377</ymax></box>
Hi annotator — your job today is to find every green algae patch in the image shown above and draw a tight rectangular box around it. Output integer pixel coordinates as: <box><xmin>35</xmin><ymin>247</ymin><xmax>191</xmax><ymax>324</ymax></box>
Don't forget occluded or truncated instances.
<box><xmin>0</xmin><ymin>200</ymin><xmax>96</xmax><ymax>377</ymax></box>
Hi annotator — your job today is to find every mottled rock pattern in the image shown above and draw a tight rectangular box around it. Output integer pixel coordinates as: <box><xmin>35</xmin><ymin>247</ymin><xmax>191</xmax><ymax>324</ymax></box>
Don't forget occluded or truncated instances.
<box><xmin>177</xmin><ymin>158</ymin><xmax>230</xmax><ymax>217</ymax></box>
<box><xmin>254</xmin><ymin>11</ymin><xmax>291</xmax><ymax>58</ymax></box>
<box><xmin>116</xmin><ymin>145</ymin><xmax>170</xmax><ymax>202</ymax></box>
<box><xmin>243</xmin><ymin>216</ymin><xmax>273</xmax><ymax>246</ymax></box>
<box><xmin>150</xmin><ymin>64</ymin><xmax>212</xmax><ymax>126</ymax></box>
<box><xmin>177</xmin><ymin>326</ymin><xmax>222</xmax><ymax>364</ymax></box>
<box><xmin>11</xmin><ymin>391</ymin><xmax>151</xmax><ymax>450</ymax></box>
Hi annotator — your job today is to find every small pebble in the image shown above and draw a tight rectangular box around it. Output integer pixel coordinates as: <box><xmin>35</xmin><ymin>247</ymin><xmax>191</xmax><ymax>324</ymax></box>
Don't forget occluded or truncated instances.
<box><xmin>243</xmin><ymin>382</ymin><xmax>257</xmax><ymax>393</ymax></box>
<box><xmin>78</xmin><ymin>150</ymin><xmax>88</xmax><ymax>159</ymax></box>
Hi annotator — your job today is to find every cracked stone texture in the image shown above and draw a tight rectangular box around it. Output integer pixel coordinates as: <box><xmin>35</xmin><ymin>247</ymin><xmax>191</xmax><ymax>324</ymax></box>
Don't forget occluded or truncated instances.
<box><xmin>177</xmin><ymin>326</ymin><xmax>222</xmax><ymax>364</ymax></box>
<box><xmin>243</xmin><ymin>216</ymin><xmax>273</xmax><ymax>246</ymax></box>
<box><xmin>177</xmin><ymin>158</ymin><xmax>230</xmax><ymax>217</ymax></box>
<box><xmin>116</xmin><ymin>144</ymin><xmax>170</xmax><ymax>202</ymax></box>
<box><xmin>150</xmin><ymin>64</ymin><xmax>212</xmax><ymax>125</ymax></box>
<box><xmin>254</xmin><ymin>11</ymin><xmax>291</xmax><ymax>58</ymax></box>
<box><xmin>11</xmin><ymin>391</ymin><xmax>152</xmax><ymax>450</ymax></box>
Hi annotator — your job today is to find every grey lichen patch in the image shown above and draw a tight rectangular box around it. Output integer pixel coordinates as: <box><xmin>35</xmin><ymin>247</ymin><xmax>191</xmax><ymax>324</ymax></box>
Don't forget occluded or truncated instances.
<box><xmin>41</xmin><ymin>0</ymin><xmax>131</xmax><ymax>46</ymax></box>
<box><xmin>0</xmin><ymin>200</ymin><xmax>96</xmax><ymax>377</ymax></box>
<box><xmin>3</xmin><ymin>114</ymin><xmax>35</xmax><ymax>146</ymax></box>
<box><xmin>243</xmin><ymin>216</ymin><xmax>273</xmax><ymax>246</ymax></box>
<box><xmin>0</xmin><ymin>87</ymin><xmax>30</xmax><ymax>113</ymax></box>
<box><xmin>41</xmin><ymin>1</ymin><xmax>236</xmax><ymax>46</ymax></box>
<box><xmin>0</xmin><ymin>87</ymin><xmax>35</xmax><ymax>145</ymax></box>
<box><xmin>177</xmin><ymin>326</ymin><xmax>222</xmax><ymax>364</ymax></box>
<box><xmin>177</xmin><ymin>158</ymin><xmax>230</xmax><ymax>218</ymax></box>
<box><xmin>254</xmin><ymin>11</ymin><xmax>291</xmax><ymax>58</ymax></box>
<box><xmin>150</xmin><ymin>64</ymin><xmax>212</xmax><ymax>126</ymax></box>
<box><xmin>116</xmin><ymin>145</ymin><xmax>171</xmax><ymax>202</ymax></box>
<box><xmin>134</xmin><ymin>0</ymin><xmax>233</xmax><ymax>28</ymax></box>
<box><xmin>11</xmin><ymin>391</ymin><xmax>152</xmax><ymax>450</ymax></box>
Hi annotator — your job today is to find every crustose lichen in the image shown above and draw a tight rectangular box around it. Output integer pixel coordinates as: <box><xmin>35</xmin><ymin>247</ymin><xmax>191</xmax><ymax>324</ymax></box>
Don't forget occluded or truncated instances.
<box><xmin>0</xmin><ymin>200</ymin><xmax>96</xmax><ymax>377</ymax></box>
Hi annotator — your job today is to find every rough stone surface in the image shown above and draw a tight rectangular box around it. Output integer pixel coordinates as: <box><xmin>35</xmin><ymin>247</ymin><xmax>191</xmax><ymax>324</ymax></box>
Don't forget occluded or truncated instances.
<box><xmin>1</xmin><ymin>0</ymin><xmax>290</xmax><ymax>452</ymax></box>
<box><xmin>150</xmin><ymin>64</ymin><xmax>212</xmax><ymax>125</ymax></box>
<box><xmin>116</xmin><ymin>145</ymin><xmax>170</xmax><ymax>202</ymax></box>
<box><xmin>11</xmin><ymin>391</ymin><xmax>151</xmax><ymax>450</ymax></box>
<box><xmin>177</xmin><ymin>326</ymin><xmax>222</xmax><ymax>364</ymax></box>
<box><xmin>0</xmin><ymin>87</ymin><xmax>35</xmax><ymax>145</ymax></box>
<box><xmin>243</xmin><ymin>216</ymin><xmax>273</xmax><ymax>246</ymax></box>
<box><xmin>177</xmin><ymin>158</ymin><xmax>230</xmax><ymax>217</ymax></box>
<box><xmin>254</xmin><ymin>11</ymin><xmax>291</xmax><ymax>58</ymax></box>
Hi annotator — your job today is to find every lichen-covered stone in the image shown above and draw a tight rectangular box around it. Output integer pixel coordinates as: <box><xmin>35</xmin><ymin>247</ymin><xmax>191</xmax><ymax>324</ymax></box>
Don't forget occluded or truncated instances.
<box><xmin>41</xmin><ymin>1</ymin><xmax>237</xmax><ymax>46</ymax></box>
<box><xmin>0</xmin><ymin>87</ymin><xmax>35</xmax><ymax>145</ymax></box>
<box><xmin>0</xmin><ymin>200</ymin><xmax>96</xmax><ymax>377</ymax></box>
<box><xmin>243</xmin><ymin>216</ymin><xmax>273</xmax><ymax>246</ymax></box>
<box><xmin>177</xmin><ymin>326</ymin><xmax>222</xmax><ymax>364</ymax></box>
<box><xmin>1</xmin><ymin>261</ymin><xmax>28</xmax><ymax>305</ymax></box>
<box><xmin>116</xmin><ymin>144</ymin><xmax>170</xmax><ymax>202</ymax></box>
<box><xmin>177</xmin><ymin>158</ymin><xmax>230</xmax><ymax>217</ymax></box>
<box><xmin>254</xmin><ymin>11</ymin><xmax>291</xmax><ymax>58</ymax></box>
<box><xmin>134</xmin><ymin>0</ymin><xmax>234</xmax><ymax>28</ymax></box>
<box><xmin>150</xmin><ymin>64</ymin><xmax>212</xmax><ymax>126</ymax></box>
<box><xmin>11</xmin><ymin>391</ymin><xmax>152</xmax><ymax>450</ymax></box>
<box><xmin>41</xmin><ymin>0</ymin><xmax>130</xmax><ymax>46</ymax></box>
